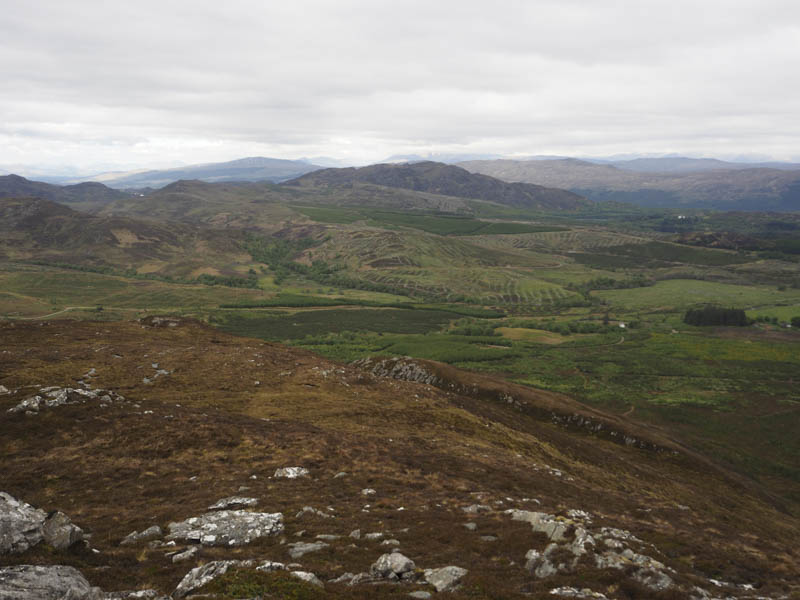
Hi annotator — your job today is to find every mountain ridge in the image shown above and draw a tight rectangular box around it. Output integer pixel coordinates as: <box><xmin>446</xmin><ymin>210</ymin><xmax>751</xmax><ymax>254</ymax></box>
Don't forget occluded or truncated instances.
<box><xmin>0</xmin><ymin>174</ymin><xmax>130</xmax><ymax>208</ymax></box>
<box><xmin>459</xmin><ymin>158</ymin><xmax>800</xmax><ymax>210</ymax></box>
<box><xmin>286</xmin><ymin>161</ymin><xmax>589</xmax><ymax>211</ymax></box>
<box><xmin>64</xmin><ymin>156</ymin><xmax>325</xmax><ymax>189</ymax></box>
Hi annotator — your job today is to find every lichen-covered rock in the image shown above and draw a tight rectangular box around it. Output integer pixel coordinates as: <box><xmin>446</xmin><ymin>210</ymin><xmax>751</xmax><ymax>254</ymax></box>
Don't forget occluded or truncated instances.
<box><xmin>7</xmin><ymin>386</ymin><xmax>125</xmax><ymax>414</ymax></box>
<box><xmin>41</xmin><ymin>511</ymin><xmax>84</xmax><ymax>550</ymax></box>
<box><xmin>423</xmin><ymin>566</ymin><xmax>468</xmax><ymax>592</ymax></box>
<box><xmin>352</xmin><ymin>357</ymin><xmax>441</xmax><ymax>385</ymax></box>
<box><xmin>632</xmin><ymin>567</ymin><xmax>674</xmax><ymax>591</ymax></box>
<box><xmin>173</xmin><ymin>560</ymin><xmax>253</xmax><ymax>599</ymax></box>
<box><xmin>295</xmin><ymin>505</ymin><xmax>333</xmax><ymax>519</ymax></box>
<box><xmin>120</xmin><ymin>525</ymin><xmax>163</xmax><ymax>546</ymax></box>
<box><xmin>0</xmin><ymin>492</ymin><xmax>46</xmax><ymax>554</ymax></box>
<box><xmin>274</xmin><ymin>467</ymin><xmax>309</xmax><ymax>479</ymax></box>
<box><xmin>371</xmin><ymin>551</ymin><xmax>416</xmax><ymax>579</ymax></box>
<box><xmin>550</xmin><ymin>587</ymin><xmax>609</xmax><ymax>599</ymax></box>
<box><xmin>505</xmin><ymin>509</ymin><xmax>570</xmax><ymax>541</ymax></box>
<box><xmin>171</xmin><ymin>546</ymin><xmax>199</xmax><ymax>563</ymax></box>
<box><xmin>291</xmin><ymin>571</ymin><xmax>324</xmax><ymax>587</ymax></box>
<box><xmin>105</xmin><ymin>591</ymin><xmax>169</xmax><ymax>599</ymax></box>
<box><xmin>330</xmin><ymin>572</ymin><xmax>356</xmax><ymax>584</ymax></box>
<box><xmin>462</xmin><ymin>504</ymin><xmax>491</xmax><ymax>514</ymax></box>
<box><xmin>255</xmin><ymin>561</ymin><xmax>285</xmax><ymax>572</ymax></box>
<box><xmin>287</xmin><ymin>541</ymin><xmax>329</xmax><ymax>559</ymax></box>
<box><xmin>525</xmin><ymin>545</ymin><xmax>565</xmax><ymax>578</ymax></box>
<box><xmin>174</xmin><ymin>561</ymin><xmax>287</xmax><ymax>597</ymax></box>
<box><xmin>0</xmin><ymin>564</ymin><xmax>104</xmax><ymax>600</ymax></box>
<box><xmin>166</xmin><ymin>510</ymin><xmax>283</xmax><ymax>546</ymax></box>
<box><xmin>207</xmin><ymin>496</ymin><xmax>258</xmax><ymax>511</ymax></box>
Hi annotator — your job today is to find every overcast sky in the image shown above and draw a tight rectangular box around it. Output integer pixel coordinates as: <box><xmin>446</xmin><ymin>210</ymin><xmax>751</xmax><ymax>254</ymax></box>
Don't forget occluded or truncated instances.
<box><xmin>2</xmin><ymin>0</ymin><xmax>799</xmax><ymax>173</ymax></box>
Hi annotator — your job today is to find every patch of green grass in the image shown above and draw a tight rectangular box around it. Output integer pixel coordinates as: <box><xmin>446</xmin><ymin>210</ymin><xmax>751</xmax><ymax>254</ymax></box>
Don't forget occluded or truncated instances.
<box><xmin>212</xmin><ymin>308</ymin><xmax>455</xmax><ymax>340</ymax></box>
<box><xmin>296</xmin><ymin>205</ymin><xmax>565</xmax><ymax>236</ymax></box>
<box><xmin>594</xmin><ymin>279</ymin><xmax>800</xmax><ymax>311</ymax></box>
<box><xmin>748</xmin><ymin>305</ymin><xmax>800</xmax><ymax>322</ymax></box>
<box><xmin>199</xmin><ymin>569</ymin><xmax>325</xmax><ymax>600</ymax></box>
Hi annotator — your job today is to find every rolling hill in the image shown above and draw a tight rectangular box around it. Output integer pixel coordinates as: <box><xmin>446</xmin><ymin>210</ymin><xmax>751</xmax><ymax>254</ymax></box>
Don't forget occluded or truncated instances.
<box><xmin>0</xmin><ymin>197</ymin><xmax>249</xmax><ymax>276</ymax></box>
<box><xmin>0</xmin><ymin>174</ymin><xmax>130</xmax><ymax>210</ymax></box>
<box><xmin>458</xmin><ymin>159</ymin><xmax>800</xmax><ymax>210</ymax></box>
<box><xmin>286</xmin><ymin>161</ymin><xmax>589</xmax><ymax>211</ymax></box>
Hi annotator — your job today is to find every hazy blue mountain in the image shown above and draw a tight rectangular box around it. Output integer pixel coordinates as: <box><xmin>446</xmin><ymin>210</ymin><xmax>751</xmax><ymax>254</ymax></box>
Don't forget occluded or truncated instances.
<box><xmin>73</xmin><ymin>156</ymin><xmax>324</xmax><ymax>189</ymax></box>
<box><xmin>458</xmin><ymin>158</ymin><xmax>800</xmax><ymax>210</ymax></box>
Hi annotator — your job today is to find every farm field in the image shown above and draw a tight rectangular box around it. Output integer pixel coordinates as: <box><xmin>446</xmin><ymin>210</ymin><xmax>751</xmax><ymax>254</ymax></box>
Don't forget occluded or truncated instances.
<box><xmin>593</xmin><ymin>279</ymin><xmax>800</xmax><ymax>311</ymax></box>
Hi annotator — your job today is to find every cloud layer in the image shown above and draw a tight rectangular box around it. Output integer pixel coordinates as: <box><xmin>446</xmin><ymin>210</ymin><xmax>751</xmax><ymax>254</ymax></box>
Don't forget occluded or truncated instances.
<box><xmin>2</xmin><ymin>0</ymin><xmax>799</xmax><ymax>171</ymax></box>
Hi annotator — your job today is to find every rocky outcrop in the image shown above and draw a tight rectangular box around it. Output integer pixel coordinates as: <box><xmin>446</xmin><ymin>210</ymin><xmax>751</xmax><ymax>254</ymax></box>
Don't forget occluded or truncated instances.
<box><xmin>166</xmin><ymin>510</ymin><xmax>283</xmax><ymax>546</ymax></box>
<box><xmin>550</xmin><ymin>587</ymin><xmax>609</xmax><ymax>599</ymax></box>
<box><xmin>120</xmin><ymin>526</ymin><xmax>162</xmax><ymax>546</ymax></box>
<box><xmin>104</xmin><ymin>590</ymin><xmax>168</xmax><ymax>599</ymax></box>
<box><xmin>1</xmin><ymin>493</ymin><xmax>83</xmax><ymax>554</ymax></box>
<box><xmin>287</xmin><ymin>541</ymin><xmax>329</xmax><ymax>559</ymax></box>
<box><xmin>0</xmin><ymin>565</ymin><xmax>104</xmax><ymax>600</ymax></box>
<box><xmin>172</xmin><ymin>560</ymin><xmax>247</xmax><ymax>599</ymax></box>
<box><xmin>509</xmin><ymin>509</ymin><xmax>674</xmax><ymax>592</ymax></box>
<box><xmin>290</xmin><ymin>571</ymin><xmax>324</xmax><ymax>587</ymax></box>
<box><xmin>7</xmin><ymin>386</ymin><xmax>125</xmax><ymax>415</ymax></box>
<box><xmin>295</xmin><ymin>505</ymin><xmax>334</xmax><ymax>519</ymax></box>
<box><xmin>506</xmin><ymin>509</ymin><xmax>570</xmax><ymax>541</ymax></box>
<box><xmin>207</xmin><ymin>496</ymin><xmax>258</xmax><ymax>511</ymax></box>
<box><xmin>352</xmin><ymin>357</ymin><xmax>441</xmax><ymax>386</ymax></box>
<box><xmin>274</xmin><ymin>467</ymin><xmax>309</xmax><ymax>479</ymax></box>
<box><xmin>172</xmin><ymin>560</ymin><xmax>285</xmax><ymax>598</ymax></box>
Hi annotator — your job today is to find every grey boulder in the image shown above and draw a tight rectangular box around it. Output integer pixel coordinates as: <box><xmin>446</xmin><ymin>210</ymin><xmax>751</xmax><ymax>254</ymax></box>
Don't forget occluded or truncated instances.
<box><xmin>1</xmin><ymin>493</ymin><xmax>83</xmax><ymax>554</ymax></box>
<box><xmin>424</xmin><ymin>566</ymin><xmax>468</xmax><ymax>592</ymax></box>
<box><xmin>173</xmin><ymin>560</ymin><xmax>253</xmax><ymax>599</ymax></box>
<box><xmin>166</xmin><ymin>510</ymin><xmax>283</xmax><ymax>546</ymax></box>
<box><xmin>0</xmin><ymin>564</ymin><xmax>104</xmax><ymax>600</ymax></box>
<box><xmin>274</xmin><ymin>467</ymin><xmax>309</xmax><ymax>479</ymax></box>
<box><xmin>41</xmin><ymin>511</ymin><xmax>84</xmax><ymax>550</ymax></box>
<box><xmin>207</xmin><ymin>496</ymin><xmax>258</xmax><ymax>511</ymax></box>
<box><xmin>120</xmin><ymin>526</ymin><xmax>162</xmax><ymax>547</ymax></box>
<box><xmin>287</xmin><ymin>541</ymin><xmax>329</xmax><ymax>559</ymax></box>
<box><xmin>291</xmin><ymin>571</ymin><xmax>324</xmax><ymax>587</ymax></box>
<box><xmin>0</xmin><ymin>492</ymin><xmax>47</xmax><ymax>554</ymax></box>
<box><xmin>370</xmin><ymin>551</ymin><xmax>416</xmax><ymax>579</ymax></box>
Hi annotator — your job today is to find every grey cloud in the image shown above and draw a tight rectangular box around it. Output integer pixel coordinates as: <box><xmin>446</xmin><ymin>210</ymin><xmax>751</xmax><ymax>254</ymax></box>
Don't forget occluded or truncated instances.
<box><xmin>1</xmin><ymin>0</ymin><xmax>799</xmax><ymax>170</ymax></box>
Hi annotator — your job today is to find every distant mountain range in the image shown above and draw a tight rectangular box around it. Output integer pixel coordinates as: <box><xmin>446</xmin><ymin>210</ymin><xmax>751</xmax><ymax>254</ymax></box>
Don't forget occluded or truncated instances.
<box><xmin>64</xmin><ymin>157</ymin><xmax>325</xmax><ymax>189</ymax></box>
<box><xmin>459</xmin><ymin>158</ymin><xmax>800</xmax><ymax>210</ymax></box>
<box><xmin>590</xmin><ymin>156</ymin><xmax>800</xmax><ymax>174</ymax></box>
<box><xmin>383</xmin><ymin>152</ymin><xmax>504</xmax><ymax>164</ymax></box>
<box><xmin>287</xmin><ymin>161</ymin><xmax>588</xmax><ymax>211</ymax></box>
<box><xmin>6</xmin><ymin>153</ymin><xmax>800</xmax><ymax>213</ymax></box>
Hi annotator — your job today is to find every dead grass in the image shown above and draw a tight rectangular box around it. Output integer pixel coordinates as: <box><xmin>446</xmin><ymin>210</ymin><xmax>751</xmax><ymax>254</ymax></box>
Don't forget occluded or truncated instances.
<box><xmin>0</xmin><ymin>318</ymin><xmax>798</xmax><ymax>597</ymax></box>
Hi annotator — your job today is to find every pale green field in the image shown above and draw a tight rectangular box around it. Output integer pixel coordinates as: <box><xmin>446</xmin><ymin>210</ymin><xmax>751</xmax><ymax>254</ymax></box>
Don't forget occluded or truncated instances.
<box><xmin>594</xmin><ymin>279</ymin><xmax>800</xmax><ymax>311</ymax></box>
<box><xmin>0</xmin><ymin>267</ymin><xmax>273</xmax><ymax>317</ymax></box>
<box><xmin>747</xmin><ymin>305</ymin><xmax>800</xmax><ymax>321</ymax></box>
